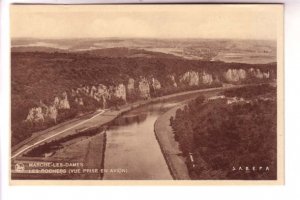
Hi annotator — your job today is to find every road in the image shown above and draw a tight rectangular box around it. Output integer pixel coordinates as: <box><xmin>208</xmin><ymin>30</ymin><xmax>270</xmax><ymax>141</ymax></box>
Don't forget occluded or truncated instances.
<box><xmin>11</xmin><ymin>110</ymin><xmax>106</xmax><ymax>159</ymax></box>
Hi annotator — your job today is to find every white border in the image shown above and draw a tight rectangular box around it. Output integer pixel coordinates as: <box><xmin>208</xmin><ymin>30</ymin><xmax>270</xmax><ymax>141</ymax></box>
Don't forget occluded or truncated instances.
<box><xmin>1</xmin><ymin>1</ymin><xmax>300</xmax><ymax>200</ymax></box>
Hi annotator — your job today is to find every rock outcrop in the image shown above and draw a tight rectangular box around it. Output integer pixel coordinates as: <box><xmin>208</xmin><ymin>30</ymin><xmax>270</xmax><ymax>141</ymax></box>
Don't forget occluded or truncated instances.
<box><xmin>127</xmin><ymin>78</ymin><xmax>135</xmax><ymax>94</ymax></box>
<box><xmin>152</xmin><ymin>78</ymin><xmax>161</xmax><ymax>90</ymax></box>
<box><xmin>180</xmin><ymin>71</ymin><xmax>214</xmax><ymax>85</ymax></box>
<box><xmin>48</xmin><ymin>105</ymin><xmax>58</xmax><ymax>123</ymax></box>
<box><xmin>224</xmin><ymin>69</ymin><xmax>247</xmax><ymax>82</ymax></box>
<box><xmin>25</xmin><ymin>107</ymin><xmax>44</xmax><ymax>124</ymax></box>
<box><xmin>25</xmin><ymin>103</ymin><xmax>58</xmax><ymax>124</ymax></box>
<box><xmin>24</xmin><ymin>67</ymin><xmax>274</xmax><ymax>126</ymax></box>
<box><xmin>201</xmin><ymin>71</ymin><xmax>213</xmax><ymax>84</ymax></box>
<box><xmin>89</xmin><ymin>84</ymin><xmax>110</xmax><ymax>108</ymax></box>
<box><xmin>75</xmin><ymin>97</ymin><xmax>84</xmax><ymax>106</ymax></box>
<box><xmin>54</xmin><ymin>97</ymin><xmax>60</xmax><ymax>107</ymax></box>
<box><xmin>114</xmin><ymin>83</ymin><xmax>126</xmax><ymax>101</ymax></box>
<box><xmin>180</xmin><ymin>71</ymin><xmax>199</xmax><ymax>86</ymax></box>
<box><xmin>168</xmin><ymin>75</ymin><xmax>177</xmax><ymax>87</ymax></box>
<box><xmin>138</xmin><ymin>77</ymin><xmax>150</xmax><ymax>99</ymax></box>
<box><xmin>25</xmin><ymin>91</ymin><xmax>70</xmax><ymax>125</ymax></box>
<box><xmin>90</xmin><ymin>86</ymin><xmax>97</xmax><ymax>97</ymax></box>
<box><xmin>58</xmin><ymin>91</ymin><xmax>70</xmax><ymax>109</ymax></box>
<box><xmin>249</xmin><ymin>68</ymin><xmax>270</xmax><ymax>79</ymax></box>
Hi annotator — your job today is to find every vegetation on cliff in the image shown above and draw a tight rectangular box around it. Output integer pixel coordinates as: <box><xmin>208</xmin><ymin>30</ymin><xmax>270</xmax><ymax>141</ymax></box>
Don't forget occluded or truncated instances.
<box><xmin>11</xmin><ymin>49</ymin><xmax>276</xmax><ymax>146</ymax></box>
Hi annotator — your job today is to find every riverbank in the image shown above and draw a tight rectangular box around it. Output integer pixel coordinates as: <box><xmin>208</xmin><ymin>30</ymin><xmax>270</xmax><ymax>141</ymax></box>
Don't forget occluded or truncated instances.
<box><xmin>154</xmin><ymin>103</ymin><xmax>190</xmax><ymax>180</ymax></box>
<box><xmin>153</xmin><ymin>86</ymin><xmax>240</xmax><ymax>180</ymax></box>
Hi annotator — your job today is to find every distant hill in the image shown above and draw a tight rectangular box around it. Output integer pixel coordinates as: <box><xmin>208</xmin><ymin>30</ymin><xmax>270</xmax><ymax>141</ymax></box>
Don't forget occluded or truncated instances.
<box><xmin>11</xmin><ymin>46</ymin><xmax>179</xmax><ymax>59</ymax></box>
<box><xmin>11</xmin><ymin>38</ymin><xmax>277</xmax><ymax>64</ymax></box>
<box><xmin>11</xmin><ymin>46</ymin><xmax>68</xmax><ymax>53</ymax></box>
<box><xmin>79</xmin><ymin>47</ymin><xmax>180</xmax><ymax>59</ymax></box>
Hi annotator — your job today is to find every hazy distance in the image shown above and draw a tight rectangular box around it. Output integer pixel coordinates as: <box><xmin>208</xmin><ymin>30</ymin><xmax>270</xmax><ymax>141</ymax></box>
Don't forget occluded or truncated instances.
<box><xmin>10</xmin><ymin>5</ymin><xmax>281</xmax><ymax>40</ymax></box>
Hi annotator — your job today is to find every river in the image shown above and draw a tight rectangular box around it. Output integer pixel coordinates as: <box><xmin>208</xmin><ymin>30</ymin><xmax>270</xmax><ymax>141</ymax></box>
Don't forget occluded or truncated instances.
<box><xmin>103</xmin><ymin>102</ymin><xmax>175</xmax><ymax>180</ymax></box>
<box><xmin>103</xmin><ymin>92</ymin><xmax>212</xmax><ymax>180</ymax></box>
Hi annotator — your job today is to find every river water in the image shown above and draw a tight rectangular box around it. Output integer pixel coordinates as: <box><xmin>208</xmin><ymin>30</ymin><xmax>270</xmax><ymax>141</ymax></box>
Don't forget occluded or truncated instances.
<box><xmin>103</xmin><ymin>92</ymin><xmax>210</xmax><ymax>180</ymax></box>
<box><xmin>103</xmin><ymin>102</ymin><xmax>175</xmax><ymax>180</ymax></box>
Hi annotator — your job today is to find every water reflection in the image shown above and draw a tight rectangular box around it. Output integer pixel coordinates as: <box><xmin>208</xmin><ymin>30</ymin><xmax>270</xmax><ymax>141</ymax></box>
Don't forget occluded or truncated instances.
<box><xmin>103</xmin><ymin>102</ymin><xmax>179</xmax><ymax>180</ymax></box>
<box><xmin>110</xmin><ymin>113</ymin><xmax>148</xmax><ymax>127</ymax></box>
<box><xmin>103</xmin><ymin>93</ymin><xmax>208</xmax><ymax>180</ymax></box>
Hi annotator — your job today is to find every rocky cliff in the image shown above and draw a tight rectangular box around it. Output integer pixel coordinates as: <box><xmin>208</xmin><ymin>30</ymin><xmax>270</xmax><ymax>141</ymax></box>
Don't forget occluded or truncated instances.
<box><xmin>127</xmin><ymin>78</ymin><xmax>135</xmax><ymax>94</ymax></box>
<box><xmin>168</xmin><ymin>75</ymin><xmax>178</xmax><ymax>87</ymax></box>
<box><xmin>24</xmin><ymin>66</ymin><xmax>273</xmax><ymax>126</ymax></box>
<box><xmin>138</xmin><ymin>77</ymin><xmax>151</xmax><ymax>99</ymax></box>
<box><xmin>26</xmin><ymin>91</ymin><xmax>70</xmax><ymax>124</ymax></box>
<box><xmin>224</xmin><ymin>69</ymin><xmax>247</xmax><ymax>82</ymax></box>
<box><xmin>180</xmin><ymin>71</ymin><xmax>200</xmax><ymax>86</ymax></box>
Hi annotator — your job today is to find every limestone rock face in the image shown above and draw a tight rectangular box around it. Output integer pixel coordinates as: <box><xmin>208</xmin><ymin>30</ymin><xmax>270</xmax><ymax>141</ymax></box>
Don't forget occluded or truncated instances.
<box><xmin>114</xmin><ymin>83</ymin><xmax>126</xmax><ymax>101</ymax></box>
<box><xmin>53</xmin><ymin>92</ymin><xmax>70</xmax><ymax>110</ymax></box>
<box><xmin>239</xmin><ymin>69</ymin><xmax>247</xmax><ymax>79</ymax></box>
<box><xmin>54</xmin><ymin>97</ymin><xmax>60</xmax><ymax>107</ymax></box>
<box><xmin>224</xmin><ymin>69</ymin><xmax>247</xmax><ymax>82</ymax></box>
<box><xmin>263</xmin><ymin>72</ymin><xmax>270</xmax><ymax>79</ymax></box>
<box><xmin>26</xmin><ymin>95</ymin><xmax>63</xmax><ymax>124</ymax></box>
<box><xmin>168</xmin><ymin>75</ymin><xmax>177</xmax><ymax>87</ymax></box>
<box><xmin>93</xmin><ymin>84</ymin><xmax>107</xmax><ymax>101</ymax></box>
<box><xmin>180</xmin><ymin>71</ymin><xmax>199</xmax><ymax>86</ymax></box>
<box><xmin>138</xmin><ymin>77</ymin><xmax>150</xmax><ymax>99</ymax></box>
<box><xmin>249</xmin><ymin>68</ymin><xmax>270</xmax><ymax>79</ymax></box>
<box><xmin>79</xmin><ymin>98</ymin><xmax>84</xmax><ymax>105</ymax></box>
<box><xmin>90</xmin><ymin>84</ymin><xmax>110</xmax><ymax>108</ymax></box>
<box><xmin>88</xmin><ymin>85</ymin><xmax>102</xmax><ymax>101</ymax></box>
<box><xmin>98</xmin><ymin>84</ymin><xmax>109</xmax><ymax>96</ymax></box>
<box><xmin>58</xmin><ymin>100</ymin><xmax>69</xmax><ymax>109</ymax></box>
<box><xmin>202</xmin><ymin>71</ymin><xmax>213</xmax><ymax>84</ymax></box>
<box><xmin>26</xmin><ymin>107</ymin><xmax>44</xmax><ymax>123</ymax></box>
<box><xmin>75</xmin><ymin>97</ymin><xmax>84</xmax><ymax>106</ymax></box>
<box><xmin>152</xmin><ymin>78</ymin><xmax>161</xmax><ymax>90</ymax></box>
<box><xmin>23</xmin><ymin>65</ymin><xmax>275</xmax><ymax>129</ymax></box>
<box><xmin>58</xmin><ymin>91</ymin><xmax>70</xmax><ymax>109</ymax></box>
<box><xmin>127</xmin><ymin>78</ymin><xmax>135</xmax><ymax>94</ymax></box>
<box><xmin>48</xmin><ymin>105</ymin><xmax>58</xmax><ymax>123</ymax></box>
<box><xmin>90</xmin><ymin>86</ymin><xmax>97</xmax><ymax>97</ymax></box>
<box><xmin>35</xmin><ymin>107</ymin><xmax>44</xmax><ymax>122</ymax></box>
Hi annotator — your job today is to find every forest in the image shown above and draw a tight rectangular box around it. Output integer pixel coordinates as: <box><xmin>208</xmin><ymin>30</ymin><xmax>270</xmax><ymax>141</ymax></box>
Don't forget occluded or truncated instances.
<box><xmin>170</xmin><ymin>84</ymin><xmax>277</xmax><ymax>180</ymax></box>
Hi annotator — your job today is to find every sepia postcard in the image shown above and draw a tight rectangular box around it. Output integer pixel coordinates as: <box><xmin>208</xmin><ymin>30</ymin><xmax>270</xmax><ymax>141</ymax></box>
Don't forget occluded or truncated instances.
<box><xmin>10</xmin><ymin>4</ymin><xmax>284</xmax><ymax>185</ymax></box>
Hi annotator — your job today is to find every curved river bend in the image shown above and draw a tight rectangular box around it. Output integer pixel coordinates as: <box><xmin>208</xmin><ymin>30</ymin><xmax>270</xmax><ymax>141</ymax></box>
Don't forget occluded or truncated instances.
<box><xmin>103</xmin><ymin>92</ymin><xmax>208</xmax><ymax>180</ymax></box>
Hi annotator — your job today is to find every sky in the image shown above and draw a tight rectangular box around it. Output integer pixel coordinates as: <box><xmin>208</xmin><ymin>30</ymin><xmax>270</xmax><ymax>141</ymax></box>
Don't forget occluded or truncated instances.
<box><xmin>10</xmin><ymin>5</ymin><xmax>282</xmax><ymax>40</ymax></box>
